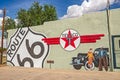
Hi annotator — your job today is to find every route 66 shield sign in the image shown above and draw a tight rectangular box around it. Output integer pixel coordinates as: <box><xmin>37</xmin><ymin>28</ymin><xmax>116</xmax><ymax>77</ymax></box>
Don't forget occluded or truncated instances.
<box><xmin>7</xmin><ymin>27</ymin><xmax>49</xmax><ymax>68</ymax></box>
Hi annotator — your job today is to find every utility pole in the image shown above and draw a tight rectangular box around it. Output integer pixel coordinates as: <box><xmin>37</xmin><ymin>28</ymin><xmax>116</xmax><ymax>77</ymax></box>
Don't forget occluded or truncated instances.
<box><xmin>106</xmin><ymin>0</ymin><xmax>113</xmax><ymax>71</ymax></box>
<box><xmin>0</xmin><ymin>8</ymin><xmax>6</xmax><ymax>64</ymax></box>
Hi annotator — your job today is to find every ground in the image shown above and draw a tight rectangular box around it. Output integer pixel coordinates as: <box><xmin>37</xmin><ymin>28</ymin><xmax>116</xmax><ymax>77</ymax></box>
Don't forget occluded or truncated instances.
<box><xmin>0</xmin><ymin>65</ymin><xmax>120</xmax><ymax>80</ymax></box>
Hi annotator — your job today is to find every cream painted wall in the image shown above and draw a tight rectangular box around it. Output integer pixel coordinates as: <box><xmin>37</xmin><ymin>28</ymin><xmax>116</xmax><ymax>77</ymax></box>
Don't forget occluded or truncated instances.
<box><xmin>7</xmin><ymin>8</ymin><xmax>120</xmax><ymax>69</ymax></box>
<box><xmin>109</xmin><ymin>9</ymin><xmax>120</xmax><ymax>35</ymax></box>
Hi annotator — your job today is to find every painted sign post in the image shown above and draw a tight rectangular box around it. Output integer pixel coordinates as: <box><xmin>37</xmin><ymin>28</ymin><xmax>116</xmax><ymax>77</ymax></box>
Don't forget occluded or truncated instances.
<box><xmin>47</xmin><ymin>60</ymin><xmax>54</xmax><ymax>69</ymax></box>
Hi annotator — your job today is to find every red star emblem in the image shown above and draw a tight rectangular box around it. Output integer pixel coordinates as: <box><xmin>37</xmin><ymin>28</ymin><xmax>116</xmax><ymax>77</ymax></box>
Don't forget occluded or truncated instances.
<box><xmin>42</xmin><ymin>29</ymin><xmax>104</xmax><ymax>51</ymax></box>
<box><xmin>61</xmin><ymin>30</ymin><xmax>79</xmax><ymax>48</ymax></box>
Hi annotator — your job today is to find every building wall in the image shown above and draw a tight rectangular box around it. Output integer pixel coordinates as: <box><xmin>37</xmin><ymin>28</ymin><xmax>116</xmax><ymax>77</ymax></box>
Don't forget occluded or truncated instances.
<box><xmin>7</xmin><ymin>8</ymin><xmax>120</xmax><ymax>69</ymax></box>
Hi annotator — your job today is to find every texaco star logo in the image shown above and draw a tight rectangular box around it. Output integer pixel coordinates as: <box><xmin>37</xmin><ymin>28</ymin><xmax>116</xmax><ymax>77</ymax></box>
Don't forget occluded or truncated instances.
<box><xmin>42</xmin><ymin>29</ymin><xmax>104</xmax><ymax>52</ymax></box>
<box><xmin>60</xmin><ymin>29</ymin><xmax>80</xmax><ymax>51</ymax></box>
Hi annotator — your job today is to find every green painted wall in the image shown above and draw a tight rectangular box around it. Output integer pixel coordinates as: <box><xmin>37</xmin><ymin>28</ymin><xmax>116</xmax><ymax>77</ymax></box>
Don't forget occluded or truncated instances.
<box><xmin>7</xmin><ymin>8</ymin><xmax>120</xmax><ymax>69</ymax></box>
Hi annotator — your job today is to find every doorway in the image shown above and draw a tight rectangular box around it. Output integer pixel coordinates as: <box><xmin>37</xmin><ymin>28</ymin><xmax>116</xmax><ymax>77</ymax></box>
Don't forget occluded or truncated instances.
<box><xmin>112</xmin><ymin>35</ymin><xmax>120</xmax><ymax>69</ymax></box>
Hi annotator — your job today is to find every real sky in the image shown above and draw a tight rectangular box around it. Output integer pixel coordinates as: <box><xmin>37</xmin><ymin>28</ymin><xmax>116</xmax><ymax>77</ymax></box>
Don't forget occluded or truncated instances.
<box><xmin>0</xmin><ymin>0</ymin><xmax>120</xmax><ymax>25</ymax></box>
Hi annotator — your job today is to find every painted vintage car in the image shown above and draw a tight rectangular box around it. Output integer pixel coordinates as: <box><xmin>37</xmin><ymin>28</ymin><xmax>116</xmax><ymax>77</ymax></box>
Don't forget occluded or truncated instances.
<box><xmin>71</xmin><ymin>48</ymin><xmax>109</xmax><ymax>70</ymax></box>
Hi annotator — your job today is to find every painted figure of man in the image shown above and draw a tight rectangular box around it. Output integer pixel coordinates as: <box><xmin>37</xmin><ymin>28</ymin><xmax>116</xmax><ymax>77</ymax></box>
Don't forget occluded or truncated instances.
<box><xmin>98</xmin><ymin>46</ymin><xmax>108</xmax><ymax>71</ymax></box>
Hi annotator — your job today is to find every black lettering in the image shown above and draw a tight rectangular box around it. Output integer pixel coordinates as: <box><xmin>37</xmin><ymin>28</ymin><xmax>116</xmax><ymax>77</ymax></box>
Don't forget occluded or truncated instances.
<box><xmin>11</xmin><ymin>44</ymin><xmax>16</xmax><ymax>51</ymax></box>
<box><xmin>16</xmin><ymin>33</ymin><xmax>22</xmax><ymax>40</ymax></box>
<box><xmin>26</xmin><ymin>39</ymin><xmax>44</xmax><ymax>59</ymax></box>
<box><xmin>19</xmin><ymin>29</ymin><xmax>25</xmax><ymax>35</ymax></box>
<box><xmin>7</xmin><ymin>28</ymin><xmax>27</xmax><ymax>60</ymax></box>
<box><xmin>17</xmin><ymin>54</ymin><xmax>34</xmax><ymax>67</ymax></box>
<box><xmin>7</xmin><ymin>49</ymin><xmax>13</xmax><ymax>57</ymax></box>
<box><xmin>62</xmin><ymin>33</ymin><xmax>79</xmax><ymax>38</ymax></box>
<box><xmin>73</xmin><ymin>33</ymin><xmax>79</xmax><ymax>37</ymax></box>
<box><xmin>13</xmin><ymin>38</ymin><xmax>19</xmax><ymax>45</ymax></box>
<box><xmin>62</xmin><ymin>34</ymin><xmax>67</xmax><ymax>38</ymax></box>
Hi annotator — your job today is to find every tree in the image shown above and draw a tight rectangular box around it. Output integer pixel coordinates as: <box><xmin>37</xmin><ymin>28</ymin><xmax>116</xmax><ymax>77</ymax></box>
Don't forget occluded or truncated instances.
<box><xmin>28</xmin><ymin>2</ymin><xmax>43</xmax><ymax>26</ymax></box>
<box><xmin>4</xmin><ymin>18</ymin><xmax>16</xmax><ymax>30</ymax></box>
<box><xmin>17</xmin><ymin>1</ymin><xmax>58</xmax><ymax>27</ymax></box>
<box><xmin>17</xmin><ymin>9</ymin><xmax>29</xmax><ymax>27</ymax></box>
<box><xmin>43</xmin><ymin>4</ymin><xmax>57</xmax><ymax>22</ymax></box>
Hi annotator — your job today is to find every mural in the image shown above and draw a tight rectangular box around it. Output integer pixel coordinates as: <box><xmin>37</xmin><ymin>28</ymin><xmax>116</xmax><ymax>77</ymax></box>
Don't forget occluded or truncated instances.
<box><xmin>7</xmin><ymin>28</ymin><xmax>49</xmax><ymax>68</ymax></box>
<box><xmin>7</xmin><ymin>28</ymin><xmax>105</xmax><ymax>69</ymax></box>
<box><xmin>70</xmin><ymin>48</ymin><xmax>109</xmax><ymax>71</ymax></box>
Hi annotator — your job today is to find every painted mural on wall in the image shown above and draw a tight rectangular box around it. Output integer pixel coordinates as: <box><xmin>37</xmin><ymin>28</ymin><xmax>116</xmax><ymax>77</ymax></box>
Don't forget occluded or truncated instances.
<box><xmin>7</xmin><ymin>28</ymin><xmax>105</xmax><ymax>68</ymax></box>
<box><xmin>42</xmin><ymin>29</ymin><xmax>105</xmax><ymax>50</ymax></box>
<box><xmin>7</xmin><ymin>28</ymin><xmax>49</xmax><ymax>68</ymax></box>
<box><xmin>70</xmin><ymin>47</ymin><xmax>109</xmax><ymax>71</ymax></box>
<box><xmin>60</xmin><ymin>29</ymin><xmax>80</xmax><ymax>51</ymax></box>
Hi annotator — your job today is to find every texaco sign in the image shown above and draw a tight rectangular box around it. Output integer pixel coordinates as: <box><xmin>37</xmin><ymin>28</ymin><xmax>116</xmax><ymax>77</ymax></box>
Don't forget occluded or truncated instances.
<box><xmin>60</xmin><ymin>29</ymin><xmax>80</xmax><ymax>51</ymax></box>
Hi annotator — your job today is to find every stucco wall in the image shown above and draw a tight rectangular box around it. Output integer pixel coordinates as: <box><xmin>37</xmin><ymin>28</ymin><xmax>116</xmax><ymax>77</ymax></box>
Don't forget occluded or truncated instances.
<box><xmin>7</xmin><ymin>8</ymin><xmax>120</xmax><ymax>69</ymax></box>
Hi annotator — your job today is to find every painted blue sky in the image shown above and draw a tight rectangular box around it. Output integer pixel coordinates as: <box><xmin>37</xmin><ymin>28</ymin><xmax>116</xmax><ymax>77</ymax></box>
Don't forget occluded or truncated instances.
<box><xmin>0</xmin><ymin>0</ymin><xmax>120</xmax><ymax>20</ymax></box>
